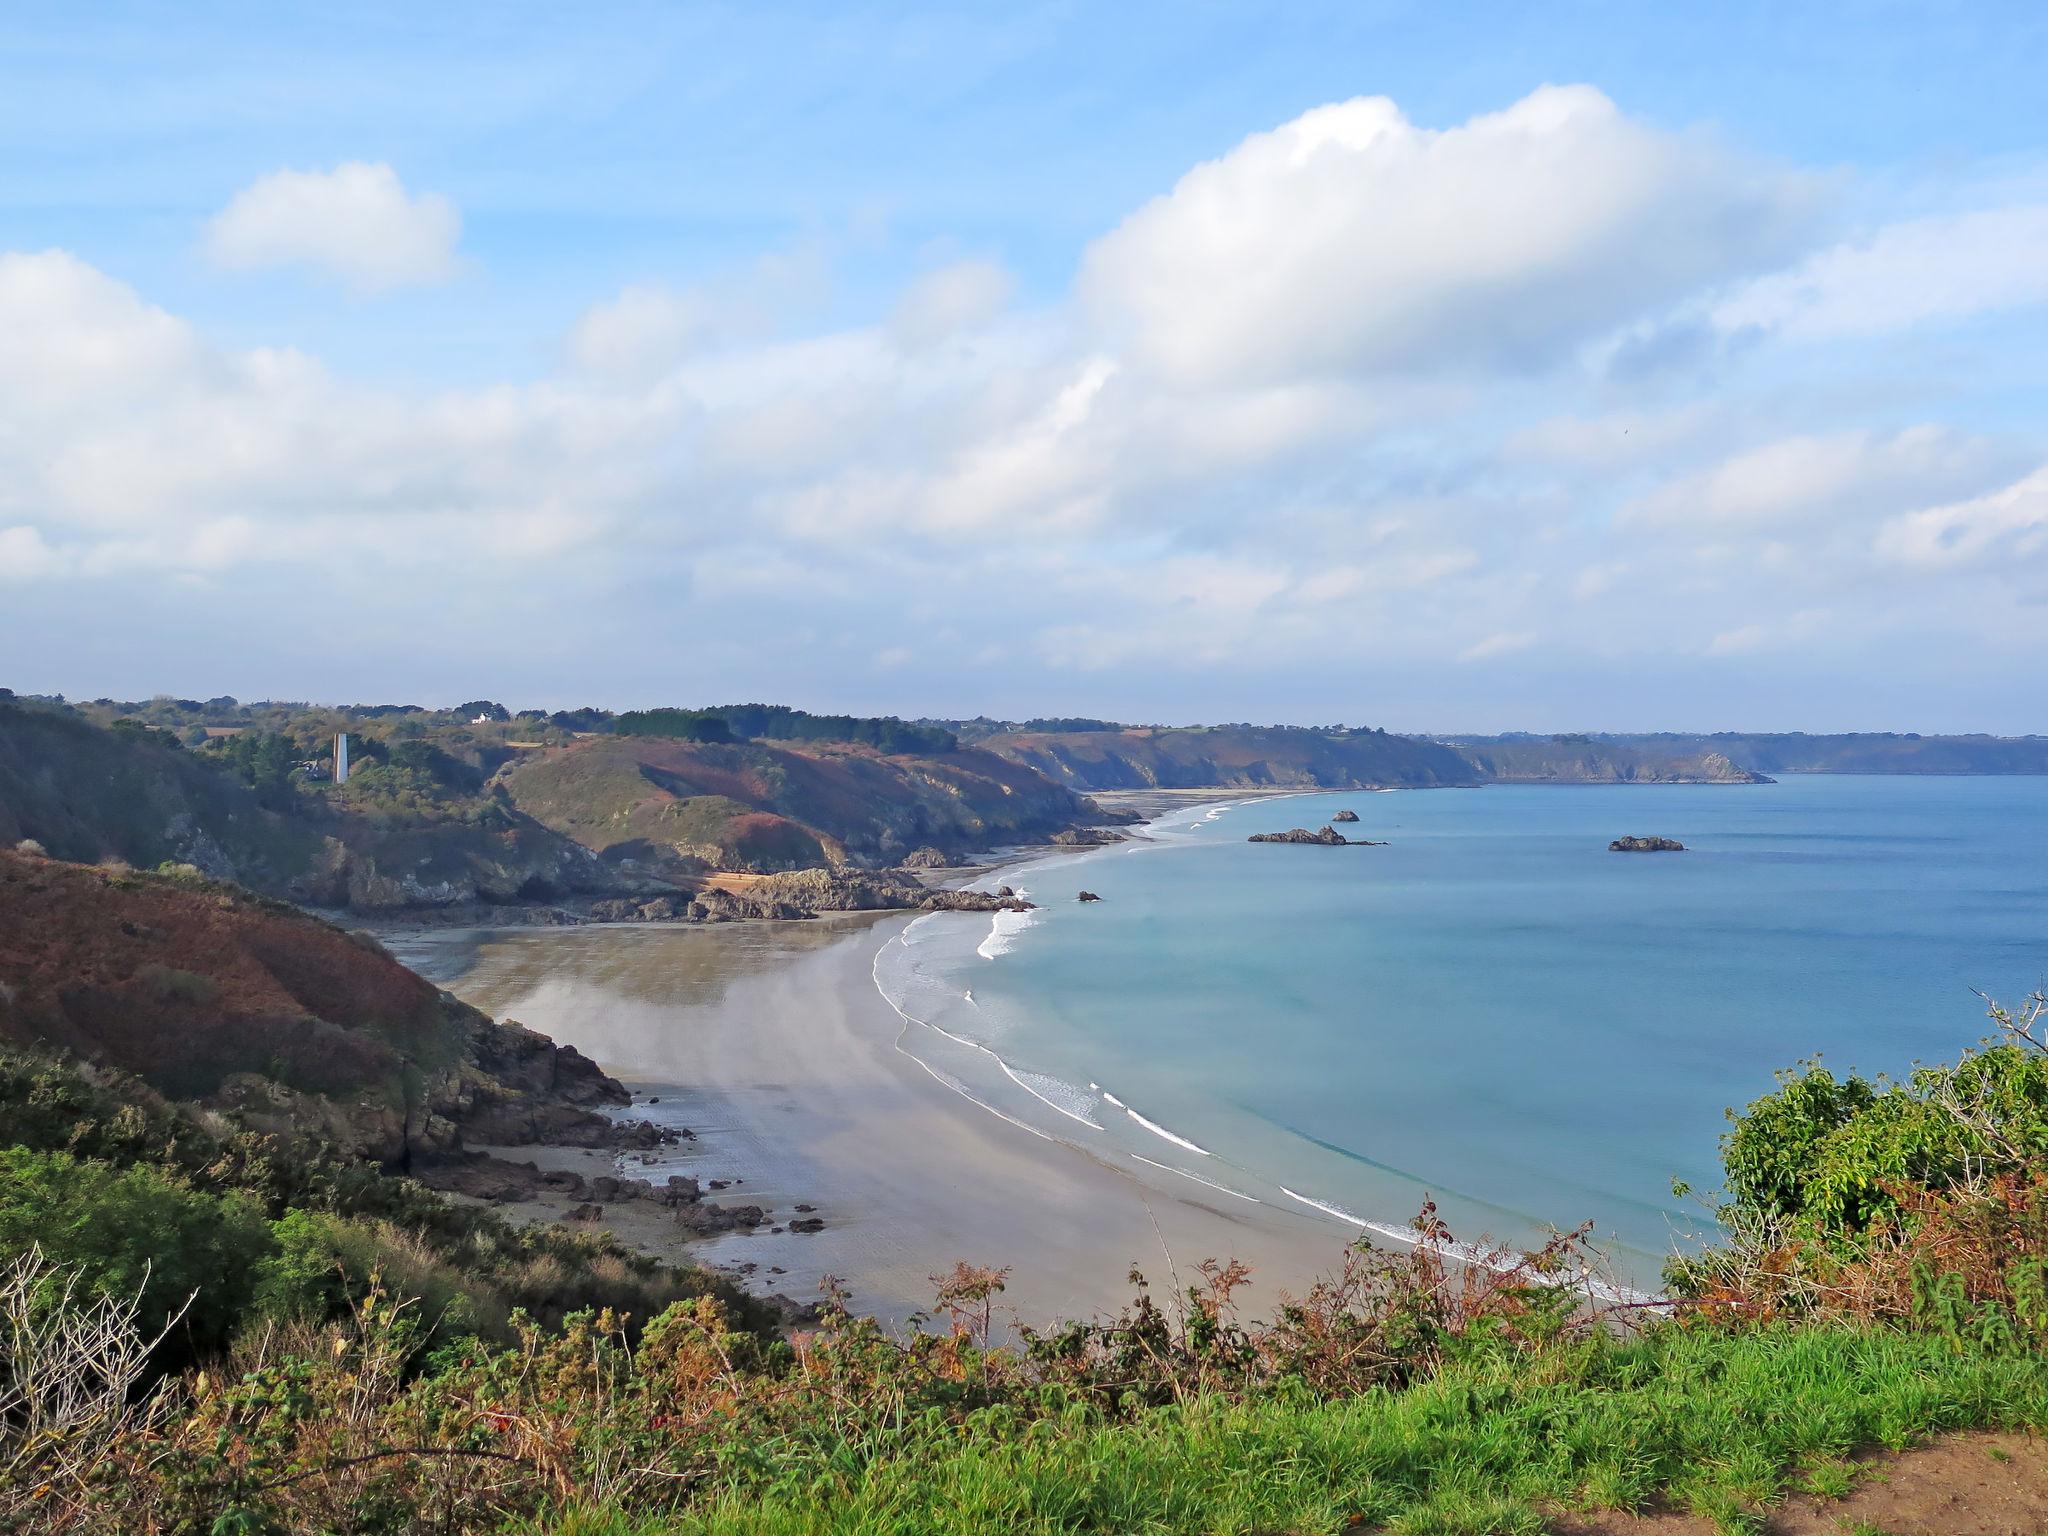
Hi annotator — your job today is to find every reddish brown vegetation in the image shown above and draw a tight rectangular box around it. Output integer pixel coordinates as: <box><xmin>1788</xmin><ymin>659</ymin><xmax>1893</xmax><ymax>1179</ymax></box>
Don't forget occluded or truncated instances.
<box><xmin>1689</xmin><ymin>1171</ymin><xmax>2048</xmax><ymax>1336</ymax></box>
<box><xmin>0</xmin><ymin>850</ymin><xmax>454</xmax><ymax>1099</ymax></box>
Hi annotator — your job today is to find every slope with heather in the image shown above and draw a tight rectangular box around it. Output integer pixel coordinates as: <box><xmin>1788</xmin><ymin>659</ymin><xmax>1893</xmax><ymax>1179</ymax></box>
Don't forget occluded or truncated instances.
<box><xmin>0</xmin><ymin>848</ymin><xmax>623</xmax><ymax>1160</ymax></box>
<box><xmin>497</xmin><ymin>733</ymin><xmax>1105</xmax><ymax>874</ymax></box>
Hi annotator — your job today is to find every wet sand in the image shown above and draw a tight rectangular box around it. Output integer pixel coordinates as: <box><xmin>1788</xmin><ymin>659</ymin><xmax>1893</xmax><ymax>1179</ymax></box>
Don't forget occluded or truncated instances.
<box><xmin>392</xmin><ymin>914</ymin><xmax>1350</xmax><ymax>1328</ymax></box>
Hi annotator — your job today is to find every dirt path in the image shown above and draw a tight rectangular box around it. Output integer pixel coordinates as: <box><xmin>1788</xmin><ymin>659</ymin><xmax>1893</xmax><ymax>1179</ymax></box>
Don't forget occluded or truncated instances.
<box><xmin>1548</xmin><ymin>1430</ymin><xmax>2048</xmax><ymax>1536</ymax></box>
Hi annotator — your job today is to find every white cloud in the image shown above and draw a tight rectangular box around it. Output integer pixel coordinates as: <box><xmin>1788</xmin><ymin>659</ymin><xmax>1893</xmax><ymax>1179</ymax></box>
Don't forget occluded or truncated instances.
<box><xmin>205</xmin><ymin>162</ymin><xmax>460</xmax><ymax>292</ymax></box>
<box><xmin>567</xmin><ymin>284</ymin><xmax>719</xmax><ymax>381</ymax></box>
<box><xmin>0</xmin><ymin>525</ymin><xmax>65</xmax><ymax>581</ymax></box>
<box><xmin>1715</xmin><ymin>204</ymin><xmax>2048</xmax><ymax>340</ymax></box>
<box><xmin>1081</xmin><ymin>84</ymin><xmax>1817</xmax><ymax>386</ymax></box>
<box><xmin>1571</xmin><ymin>562</ymin><xmax>1628</xmax><ymax>600</ymax></box>
<box><xmin>888</xmin><ymin>258</ymin><xmax>1015</xmax><ymax>350</ymax></box>
<box><xmin>1704</xmin><ymin>623</ymin><xmax>1769</xmax><ymax>656</ymax></box>
<box><xmin>1461</xmin><ymin>630</ymin><xmax>1537</xmax><ymax>662</ymax></box>
<box><xmin>0</xmin><ymin>250</ymin><xmax>676</xmax><ymax>572</ymax></box>
<box><xmin>1621</xmin><ymin>427</ymin><xmax>2004</xmax><ymax>531</ymax></box>
<box><xmin>1875</xmin><ymin>465</ymin><xmax>2048</xmax><ymax>571</ymax></box>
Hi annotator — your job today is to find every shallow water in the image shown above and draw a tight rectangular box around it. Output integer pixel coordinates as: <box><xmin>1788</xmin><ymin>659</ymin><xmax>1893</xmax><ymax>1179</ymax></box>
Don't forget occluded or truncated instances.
<box><xmin>877</xmin><ymin>776</ymin><xmax>2048</xmax><ymax>1277</ymax></box>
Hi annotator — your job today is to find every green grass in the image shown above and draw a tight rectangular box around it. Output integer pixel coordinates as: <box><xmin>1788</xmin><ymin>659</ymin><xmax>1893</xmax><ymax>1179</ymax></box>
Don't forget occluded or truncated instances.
<box><xmin>538</xmin><ymin>1323</ymin><xmax>2048</xmax><ymax>1536</ymax></box>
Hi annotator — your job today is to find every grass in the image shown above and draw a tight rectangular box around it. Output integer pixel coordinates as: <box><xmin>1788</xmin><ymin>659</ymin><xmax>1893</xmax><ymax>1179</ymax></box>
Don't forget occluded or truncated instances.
<box><xmin>531</xmin><ymin>1322</ymin><xmax>2048</xmax><ymax>1536</ymax></box>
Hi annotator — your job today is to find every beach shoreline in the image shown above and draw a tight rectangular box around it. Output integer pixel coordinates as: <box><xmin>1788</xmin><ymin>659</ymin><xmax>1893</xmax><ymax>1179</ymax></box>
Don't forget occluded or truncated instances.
<box><xmin>394</xmin><ymin>798</ymin><xmax>1358</xmax><ymax>1328</ymax></box>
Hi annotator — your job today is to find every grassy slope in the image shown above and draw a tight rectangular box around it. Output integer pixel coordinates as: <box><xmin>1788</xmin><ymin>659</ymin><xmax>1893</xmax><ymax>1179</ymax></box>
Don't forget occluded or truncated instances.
<box><xmin>563</xmin><ymin>1326</ymin><xmax>2048</xmax><ymax>1535</ymax></box>
<box><xmin>501</xmin><ymin>736</ymin><xmax>1095</xmax><ymax>869</ymax></box>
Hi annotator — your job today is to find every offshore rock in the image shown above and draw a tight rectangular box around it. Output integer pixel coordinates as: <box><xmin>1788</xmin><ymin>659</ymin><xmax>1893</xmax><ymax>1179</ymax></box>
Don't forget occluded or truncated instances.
<box><xmin>1609</xmin><ymin>835</ymin><xmax>1687</xmax><ymax>852</ymax></box>
<box><xmin>1246</xmin><ymin>826</ymin><xmax>1381</xmax><ymax>846</ymax></box>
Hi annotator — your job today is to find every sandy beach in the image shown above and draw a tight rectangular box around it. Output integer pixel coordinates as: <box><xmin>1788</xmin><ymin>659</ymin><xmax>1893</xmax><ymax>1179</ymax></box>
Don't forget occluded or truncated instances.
<box><xmin>393</xmin><ymin>904</ymin><xmax>1351</xmax><ymax>1328</ymax></box>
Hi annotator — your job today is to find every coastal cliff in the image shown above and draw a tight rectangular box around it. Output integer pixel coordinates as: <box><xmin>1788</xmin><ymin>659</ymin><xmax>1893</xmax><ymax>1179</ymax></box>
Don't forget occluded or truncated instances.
<box><xmin>982</xmin><ymin>724</ymin><xmax>1484</xmax><ymax>790</ymax></box>
<box><xmin>0</xmin><ymin>848</ymin><xmax>632</xmax><ymax>1164</ymax></box>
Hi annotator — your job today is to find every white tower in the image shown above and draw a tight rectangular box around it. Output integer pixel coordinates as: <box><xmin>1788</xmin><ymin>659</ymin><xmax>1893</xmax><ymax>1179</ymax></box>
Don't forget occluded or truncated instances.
<box><xmin>334</xmin><ymin>732</ymin><xmax>350</xmax><ymax>784</ymax></box>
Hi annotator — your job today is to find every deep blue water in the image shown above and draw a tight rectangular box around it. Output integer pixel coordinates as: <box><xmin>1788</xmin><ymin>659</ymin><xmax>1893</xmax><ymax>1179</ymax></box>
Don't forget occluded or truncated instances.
<box><xmin>874</xmin><ymin>777</ymin><xmax>2048</xmax><ymax>1276</ymax></box>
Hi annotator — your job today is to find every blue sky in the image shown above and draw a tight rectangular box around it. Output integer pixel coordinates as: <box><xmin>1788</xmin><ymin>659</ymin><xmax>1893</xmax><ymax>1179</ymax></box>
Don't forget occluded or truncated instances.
<box><xmin>4</xmin><ymin>2</ymin><xmax>2047</xmax><ymax>729</ymax></box>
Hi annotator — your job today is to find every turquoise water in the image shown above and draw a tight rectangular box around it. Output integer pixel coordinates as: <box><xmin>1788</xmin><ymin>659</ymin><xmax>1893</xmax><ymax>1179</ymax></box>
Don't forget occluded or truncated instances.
<box><xmin>873</xmin><ymin>777</ymin><xmax>2048</xmax><ymax>1279</ymax></box>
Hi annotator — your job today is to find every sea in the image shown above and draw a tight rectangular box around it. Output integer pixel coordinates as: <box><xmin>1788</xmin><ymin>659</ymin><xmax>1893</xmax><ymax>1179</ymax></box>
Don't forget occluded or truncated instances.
<box><xmin>872</xmin><ymin>776</ymin><xmax>2048</xmax><ymax>1283</ymax></box>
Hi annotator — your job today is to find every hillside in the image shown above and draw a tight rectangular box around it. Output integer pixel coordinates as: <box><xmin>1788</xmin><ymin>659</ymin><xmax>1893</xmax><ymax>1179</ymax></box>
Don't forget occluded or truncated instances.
<box><xmin>1600</xmin><ymin>731</ymin><xmax>2048</xmax><ymax>775</ymax></box>
<box><xmin>1446</xmin><ymin>735</ymin><xmax>1770</xmax><ymax>784</ymax></box>
<box><xmin>981</xmin><ymin>725</ymin><xmax>1485</xmax><ymax>790</ymax></box>
<box><xmin>499</xmin><ymin>734</ymin><xmax>1104</xmax><ymax>874</ymax></box>
<box><xmin>0</xmin><ymin>698</ymin><xmax>624</xmax><ymax>912</ymax></box>
<box><xmin>0</xmin><ymin>700</ymin><xmax>324</xmax><ymax>880</ymax></box>
<box><xmin>0</xmin><ymin>849</ymin><xmax>624</xmax><ymax>1161</ymax></box>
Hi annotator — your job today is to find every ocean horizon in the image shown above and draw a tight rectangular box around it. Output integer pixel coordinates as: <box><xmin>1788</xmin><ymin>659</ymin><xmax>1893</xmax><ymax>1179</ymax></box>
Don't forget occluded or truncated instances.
<box><xmin>875</xmin><ymin>775</ymin><xmax>2048</xmax><ymax>1283</ymax></box>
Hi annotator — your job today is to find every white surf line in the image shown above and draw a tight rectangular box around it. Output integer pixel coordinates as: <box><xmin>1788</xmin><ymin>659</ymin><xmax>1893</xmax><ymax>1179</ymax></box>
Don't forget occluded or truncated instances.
<box><xmin>870</xmin><ymin>927</ymin><xmax>1072</xmax><ymax>1145</ymax></box>
<box><xmin>1278</xmin><ymin>1187</ymin><xmax>1655</xmax><ymax>1305</ymax></box>
<box><xmin>998</xmin><ymin>1061</ymin><xmax>1104</xmax><ymax>1129</ymax></box>
<box><xmin>1130</xmin><ymin>1154</ymin><xmax>1262</xmax><ymax>1203</ymax></box>
<box><xmin>1126</xmin><ymin>1106</ymin><xmax>1211</xmax><ymax>1155</ymax></box>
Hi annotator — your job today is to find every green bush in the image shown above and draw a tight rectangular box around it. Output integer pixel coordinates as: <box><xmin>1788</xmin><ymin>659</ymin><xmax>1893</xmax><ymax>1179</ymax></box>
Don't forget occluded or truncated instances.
<box><xmin>1719</xmin><ymin>1037</ymin><xmax>2048</xmax><ymax>1243</ymax></box>
<box><xmin>253</xmin><ymin>1209</ymin><xmax>496</xmax><ymax>1342</ymax></box>
<box><xmin>0</xmin><ymin>1148</ymin><xmax>273</xmax><ymax>1359</ymax></box>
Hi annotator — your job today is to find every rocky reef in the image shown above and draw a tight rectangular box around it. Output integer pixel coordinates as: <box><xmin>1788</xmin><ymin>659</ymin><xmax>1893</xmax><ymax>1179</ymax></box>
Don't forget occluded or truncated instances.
<box><xmin>586</xmin><ymin>869</ymin><xmax>1033</xmax><ymax>925</ymax></box>
<box><xmin>1246</xmin><ymin>826</ymin><xmax>1383</xmax><ymax>846</ymax></box>
<box><xmin>1609</xmin><ymin>835</ymin><xmax>1686</xmax><ymax>852</ymax></box>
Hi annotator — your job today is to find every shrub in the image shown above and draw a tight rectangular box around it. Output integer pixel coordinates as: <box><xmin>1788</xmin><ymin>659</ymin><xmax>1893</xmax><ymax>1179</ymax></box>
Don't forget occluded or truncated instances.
<box><xmin>0</xmin><ymin>1149</ymin><xmax>273</xmax><ymax>1361</ymax></box>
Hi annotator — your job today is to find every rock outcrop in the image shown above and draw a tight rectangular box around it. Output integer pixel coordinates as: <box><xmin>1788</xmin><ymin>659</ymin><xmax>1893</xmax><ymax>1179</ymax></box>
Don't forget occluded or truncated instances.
<box><xmin>1330</xmin><ymin>809</ymin><xmax>1360</xmax><ymax>822</ymax></box>
<box><xmin>1246</xmin><ymin>826</ymin><xmax>1383</xmax><ymax>846</ymax></box>
<box><xmin>1609</xmin><ymin>836</ymin><xmax>1687</xmax><ymax>852</ymax></box>
<box><xmin>586</xmin><ymin>869</ymin><xmax>1034</xmax><ymax>925</ymax></box>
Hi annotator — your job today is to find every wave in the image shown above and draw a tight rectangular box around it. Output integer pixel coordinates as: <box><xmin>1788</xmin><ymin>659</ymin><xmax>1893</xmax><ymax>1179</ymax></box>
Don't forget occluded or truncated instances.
<box><xmin>977</xmin><ymin>905</ymin><xmax>1040</xmax><ymax>959</ymax></box>
<box><xmin>1131</xmin><ymin>1154</ymin><xmax>1261</xmax><ymax>1203</ymax></box>
<box><xmin>1000</xmin><ymin>1062</ymin><xmax>1103</xmax><ymax>1129</ymax></box>
<box><xmin>1125</xmin><ymin>1106</ymin><xmax>1210</xmax><ymax>1156</ymax></box>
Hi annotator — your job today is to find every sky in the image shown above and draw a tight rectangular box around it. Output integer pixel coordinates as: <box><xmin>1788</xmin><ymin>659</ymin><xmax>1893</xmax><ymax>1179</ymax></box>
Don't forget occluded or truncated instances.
<box><xmin>3</xmin><ymin>1</ymin><xmax>2047</xmax><ymax>731</ymax></box>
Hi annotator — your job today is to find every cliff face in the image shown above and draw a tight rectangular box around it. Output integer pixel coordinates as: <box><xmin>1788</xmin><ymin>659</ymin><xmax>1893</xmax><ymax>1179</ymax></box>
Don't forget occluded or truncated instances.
<box><xmin>981</xmin><ymin>727</ymin><xmax>1485</xmax><ymax>790</ymax></box>
<box><xmin>1448</xmin><ymin>740</ymin><xmax>1770</xmax><ymax>784</ymax></box>
<box><xmin>499</xmin><ymin>736</ymin><xmax>1102</xmax><ymax>871</ymax></box>
<box><xmin>0</xmin><ymin>849</ymin><xmax>625</xmax><ymax>1162</ymax></box>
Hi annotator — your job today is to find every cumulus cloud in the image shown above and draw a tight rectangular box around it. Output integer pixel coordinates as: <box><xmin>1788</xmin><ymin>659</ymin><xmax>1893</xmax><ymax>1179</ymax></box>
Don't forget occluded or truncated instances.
<box><xmin>205</xmin><ymin>162</ymin><xmax>460</xmax><ymax>291</ymax></box>
<box><xmin>7</xmin><ymin>82</ymin><xmax>2048</xmax><ymax>718</ymax></box>
<box><xmin>1080</xmin><ymin>84</ymin><xmax>1818</xmax><ymax>386</ymax></box>
<box><xmin>1715</xmin><ymin>204</ymin><xmax>2048</xmax><ymax>340</ymax></box>
<box><xmin>0</xmin><ymin>249</ymin><xmax>676</xmax><ymax>573</ymax></box>
<box><xmin>1875</xmin><ymin>465</ymin><xmax>2048</xmax><ymax>571</ymax></box>
<box><xmin>1621</xmin><ymin>427</ymin><xmax>2006</xmax><ymax>531</ymax></box>
<box><xmin>888</xmin><ymin>258</ymin><xmax>1015</xmax><ymax>350</ymax></box>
